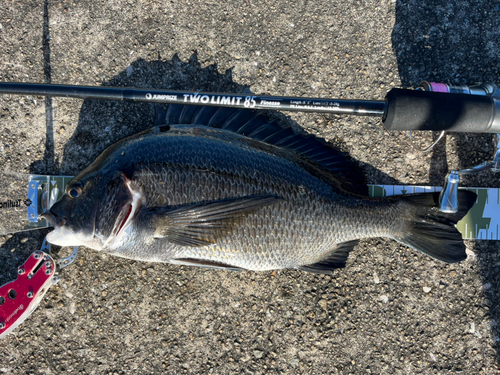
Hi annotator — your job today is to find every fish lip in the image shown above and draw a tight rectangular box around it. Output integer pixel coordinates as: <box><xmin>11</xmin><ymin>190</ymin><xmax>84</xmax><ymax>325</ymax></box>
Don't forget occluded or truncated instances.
<box><xmin>42</xmin><ymin>211</ymin><xmax>59</xmax><ymax>228</ymax></box>
<box><xmin>43</xmin><ymin>200</ymin><xmax>98</xmax><ymax>236</ymax></box>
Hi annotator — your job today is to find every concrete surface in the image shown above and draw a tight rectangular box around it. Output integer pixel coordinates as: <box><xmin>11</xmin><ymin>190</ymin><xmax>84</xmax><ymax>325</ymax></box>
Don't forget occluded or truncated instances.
<box><xmin>1</xmin><ymin>0</ymin><xmax>500</xmax><ymax>374</ymax></box>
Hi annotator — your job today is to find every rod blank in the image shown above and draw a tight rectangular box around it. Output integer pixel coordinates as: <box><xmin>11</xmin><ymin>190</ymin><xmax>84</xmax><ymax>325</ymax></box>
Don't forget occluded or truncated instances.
<box><xmin>0</xmin><ymin>82</ymin><xmax>387</xmax><ymax>116</ymax></box>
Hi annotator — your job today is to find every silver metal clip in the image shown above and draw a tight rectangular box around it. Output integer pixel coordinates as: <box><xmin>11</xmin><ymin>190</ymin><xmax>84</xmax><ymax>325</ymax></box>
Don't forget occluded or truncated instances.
<box><xmin>437</xmin><ymin>133</ymin><xmax>500</xmax><ymax>213</ymax></box>
<box><xmin>408</xmin><ymin>130</ymin><xmax>446</xmax><ymax>153</ymax></box>
<box><xmin>42</xmin><ymin>237</ymin><xmax>79</xmax><ymax>271</ymax></box>
<box><xmin>56</xmin><ymin>246</ymin><xmax>79</xmax><ymax>270</ymax></box>
<box><xmin>439</xmin><ymin>172</ymin><xmax>460</xmax><ymax>213</ymax></box>
<box><xmin>492</xmin><ymin>134</ymin><xmax>500</xmax><ymax>172</ymax></box>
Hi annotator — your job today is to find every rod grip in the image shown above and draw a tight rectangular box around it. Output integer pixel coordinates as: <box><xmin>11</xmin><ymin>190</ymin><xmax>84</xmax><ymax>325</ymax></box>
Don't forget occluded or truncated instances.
<box><xmin>383</xmin><ymin>88</ymin><xmax>497</xmax><ymax>133</ymax></box>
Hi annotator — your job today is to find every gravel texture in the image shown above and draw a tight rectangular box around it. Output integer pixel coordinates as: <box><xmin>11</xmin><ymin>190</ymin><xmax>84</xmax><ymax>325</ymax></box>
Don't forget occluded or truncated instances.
<box><xmin>1</xmin><ymin>1</ymin><xmax>500</xmax><ymax>374</ymax></box>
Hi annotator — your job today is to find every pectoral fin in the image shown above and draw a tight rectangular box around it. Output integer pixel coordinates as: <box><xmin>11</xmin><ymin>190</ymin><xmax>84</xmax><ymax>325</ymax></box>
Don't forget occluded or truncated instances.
<box><xmin>149</xmin><ymin>194</ymin><xmax>281</xmax><ymax>247</ymax></box>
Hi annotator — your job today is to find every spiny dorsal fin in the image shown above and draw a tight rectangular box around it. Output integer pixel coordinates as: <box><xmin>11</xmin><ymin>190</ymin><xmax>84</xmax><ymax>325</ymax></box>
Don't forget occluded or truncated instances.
<box><xmin>154</xmin><ymin>104</ymin><xmax>367</xmax><ymax>196</ymax></box>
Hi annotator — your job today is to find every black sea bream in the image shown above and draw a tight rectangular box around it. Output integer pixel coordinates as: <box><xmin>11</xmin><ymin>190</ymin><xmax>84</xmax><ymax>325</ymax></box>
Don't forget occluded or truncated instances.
<box><xmin>44</xmin><ymin>106</ymin><xmax>476</xmax><ymax>273</ymax></box>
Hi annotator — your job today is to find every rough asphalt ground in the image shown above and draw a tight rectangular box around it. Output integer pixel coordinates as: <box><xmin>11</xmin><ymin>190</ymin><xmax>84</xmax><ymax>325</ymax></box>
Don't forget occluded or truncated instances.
<box><xmin>1</xmin><ymin>1</ymin><xmax>500</xmax><ymax>374</ymax></box>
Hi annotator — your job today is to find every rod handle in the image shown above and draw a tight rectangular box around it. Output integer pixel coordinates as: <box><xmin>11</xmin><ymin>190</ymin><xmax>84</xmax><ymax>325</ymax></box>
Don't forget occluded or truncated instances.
<box><xmin>383</xmin><ymin>88</ymin><xmax>500</xmax><ymax>133</ymax></box>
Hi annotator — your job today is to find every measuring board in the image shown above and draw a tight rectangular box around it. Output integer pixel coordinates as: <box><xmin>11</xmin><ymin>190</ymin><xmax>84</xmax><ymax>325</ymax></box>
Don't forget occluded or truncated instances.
<box><xmin>0</xmin><ymin>171</ymin><xmax>498</xmax><ymax>240</ymax></box>
<box><xmin>369</xmin><ymin>185</ymin><xmax>500</xmax><ymax>240</ymax></box>
<box><xmin>0</xmin><ymin>173</ymin><xmax>74</xmax><ymax>235</ymax></box>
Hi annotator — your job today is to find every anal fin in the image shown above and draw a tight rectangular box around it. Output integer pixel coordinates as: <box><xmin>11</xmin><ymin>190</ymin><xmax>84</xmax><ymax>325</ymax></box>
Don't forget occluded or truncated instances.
<box><xmin>298</xmin><ymin>240</ymin><xmax>358</xmax><ymax>274</ymax></box>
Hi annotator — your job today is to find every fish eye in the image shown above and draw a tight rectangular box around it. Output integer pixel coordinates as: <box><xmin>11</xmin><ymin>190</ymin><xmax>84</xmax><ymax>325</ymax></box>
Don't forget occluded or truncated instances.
<box><xmin>68</xmin><ymin>183</ymin><xmax>83</xmax><ymax>199</ymax></box>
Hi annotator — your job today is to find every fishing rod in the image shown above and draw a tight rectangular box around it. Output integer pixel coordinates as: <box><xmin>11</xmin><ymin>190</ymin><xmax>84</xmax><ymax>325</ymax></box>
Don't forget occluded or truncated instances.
<box><xmin>1</xmin><ymin>81</ymin><xmax>500</xmax><ymax>133</ymax></box>
<box><xmin>1</xmin><ymin>80</ymin><xmax>500</xmax><ymax>340</ymax></box>
<box><xmin>1</xmin><ymin>81</ymin><xmax>499</xmax><ymax>214</ymax></box>
<box><xmin>1</xmin><ymin>80</ymin><xmax>500</xmax><ymax>213</ymax></box>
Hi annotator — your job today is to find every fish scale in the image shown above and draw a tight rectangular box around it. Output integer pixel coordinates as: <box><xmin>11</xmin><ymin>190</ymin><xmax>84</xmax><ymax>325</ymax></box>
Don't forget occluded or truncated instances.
<box><xmin>45</xmin><ymin>114</ymin><xmax>477</xmax><ymax>272</ymax></box>
<box><xmin>98</xmin><ymin>128</ymin><xmax>350</xmax><ymax>267</ymax></box>
<box><xmin>114</xmin><ymin>179</ymin><xmax>355</xmax><ymax>269</ymax></box>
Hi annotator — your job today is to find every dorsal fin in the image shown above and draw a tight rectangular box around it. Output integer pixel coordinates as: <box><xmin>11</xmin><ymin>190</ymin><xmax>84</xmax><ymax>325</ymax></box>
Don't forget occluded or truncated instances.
<box><xmin>154</xmin><ymin>104</ymin><xmax>367</xmax><ymax>196</ymax></box>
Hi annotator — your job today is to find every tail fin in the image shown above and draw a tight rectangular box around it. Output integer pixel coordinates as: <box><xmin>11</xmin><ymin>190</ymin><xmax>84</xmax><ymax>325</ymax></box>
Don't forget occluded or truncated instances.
<box><xmin>393</xmin><ymin>190</ymin><xmax>476</xmax><ymax>263</ymax></box>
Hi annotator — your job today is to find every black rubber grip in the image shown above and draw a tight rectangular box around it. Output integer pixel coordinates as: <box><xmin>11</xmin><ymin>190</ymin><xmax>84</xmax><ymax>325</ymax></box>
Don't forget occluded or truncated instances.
<box><xmin>383</xmin><ymin>88</ymin><xmax>495</xmax><ymax>132</ymax></box>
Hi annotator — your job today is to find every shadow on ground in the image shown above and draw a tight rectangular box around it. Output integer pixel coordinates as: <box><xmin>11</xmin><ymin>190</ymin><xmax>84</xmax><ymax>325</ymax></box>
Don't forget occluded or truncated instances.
<box><xmin>392</xmin><ymin>0</ymin><xmax>500</xmax><ymax>363</ymax></box>
<box><xmin>0</xmin><ymin>53</ymin><xmax>396</xmax><ymax>289</ymax></box>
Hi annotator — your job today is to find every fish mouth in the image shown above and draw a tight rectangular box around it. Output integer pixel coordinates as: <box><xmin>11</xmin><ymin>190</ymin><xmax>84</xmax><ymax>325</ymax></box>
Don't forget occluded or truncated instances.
<box><xmin>43</xmin><ymin>211</ymin><xmax>79</xmax><ymax>247</ymax></box>
<box><xmin>42</xmin><ymin>211</ymin><xmax>67</xmax><ymax>228</ymax></box>
<box><xmin>43</xmin><ymin>199</ymin><xmax>100</xmax><ymax>249</ymax></box>
<box><xmin>42</xmin><ymin>211</ymin><xmax>61</xmax><ymax>245</ymax></box>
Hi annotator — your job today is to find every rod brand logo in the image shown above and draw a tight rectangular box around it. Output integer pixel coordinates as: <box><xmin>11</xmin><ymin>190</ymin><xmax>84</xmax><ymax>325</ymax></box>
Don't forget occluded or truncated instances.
<box><xmin>0</xmin><ymin>198</ymin><xmax>32</xmax><ymax>209</ymax></box>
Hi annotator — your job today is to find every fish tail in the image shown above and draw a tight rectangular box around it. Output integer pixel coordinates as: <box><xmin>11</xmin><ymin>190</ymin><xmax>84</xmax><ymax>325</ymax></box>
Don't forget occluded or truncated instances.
<box><xmin>393</xmin><ymin>190</ymin><xmax>476</xmax><ymax>263</ymax></box>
